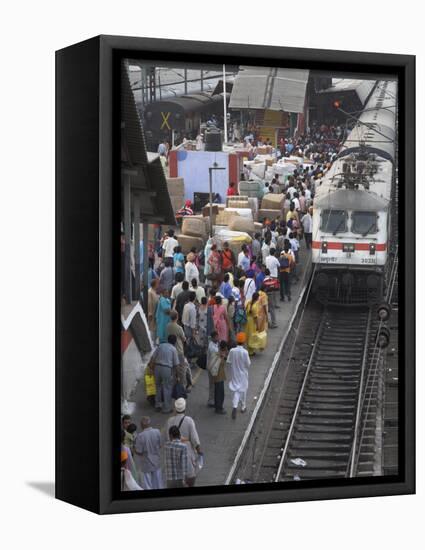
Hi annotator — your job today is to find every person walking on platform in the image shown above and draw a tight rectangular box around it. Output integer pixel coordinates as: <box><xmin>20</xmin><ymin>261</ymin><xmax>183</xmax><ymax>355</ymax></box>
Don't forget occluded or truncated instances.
<box><xmin>158</xmin><ymin>258</ymin><xmax>175</xmax><ymax>294</ymax></box>
<box><xmin>152</xmin><ymin>334</ymin><xmax>180</xmax><ymax>413</ymax></box>
<box><xmin>182</xmin><ymin>291</ymin><xmax>197</xmax><ymax>341</ymax></box>
<box><xmin>212</xmin><ymin>341</ymin><xmax>228</xmax><ymax>414</ymax></box>
<box><xmin>245</xmin><ymin>292</ymin><xmax>261</xmax><ymax>356</ymax></box>
<box><xmin>133</xmin><ymin>417</ymin><xmax>163</xmax><ymax>490</ymax></box>
<box><xmin>279</xmin><ymin>246</ymin><xmax>294</xmax><ymax>302</ymax></box>
<box><xmin>221</xmin><ymin>241</ymin><xmax>236</xmax><ymax>274</ymax></box>
<box><xmin>166</xmin><ymin>398</ymin><xmax>202</xmax><ymax>487</ymax></box>
<box><xmin>207</xmin><ymin>331</ymin><xmax>220</xmax><ymax>407</ymax></box>
<box><xmin>227</xmin><ymin>332</ymin><xmax>251</xmax><ymax>419</ymax></box>
<box><xmin>212</xmin><ymin>295</ymin><xmax>229</xmax><ymax>342</ymax></box>
<box><xmin>164</xmin><ymin>426</ymin><xmax>189</xmax><ymax>489</ymax></box>
<box><xmin>301</xmin><ymin>207</ymin><xmax>313</xmax><ymax>249</ymax></box>
<box><xmin>155</xmin><ymin>288</ymin><xmax>172</xmax><ymax>343</ymax></box>
<box><xmin>147</xmin><ymin>279</ymin><xmax>159</xmax><ymax>342</ymax></box>
<box><xmin>167</xmin><ymin>310</ymin><xmax>192</xmax><ymax>392</ymax></box>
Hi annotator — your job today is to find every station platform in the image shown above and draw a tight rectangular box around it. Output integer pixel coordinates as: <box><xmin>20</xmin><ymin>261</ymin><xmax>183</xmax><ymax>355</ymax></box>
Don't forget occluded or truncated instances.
<box><xmin>132</xmin><ymin>245</ymin><xmax>311</xmax><ymax>486</ymax></box>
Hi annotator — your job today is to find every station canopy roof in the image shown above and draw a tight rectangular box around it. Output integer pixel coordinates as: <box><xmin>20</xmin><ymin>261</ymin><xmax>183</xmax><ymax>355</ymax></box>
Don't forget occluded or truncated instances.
<box><xmin>317</xmin><ymin>79</ymin><xmax>376</xmax><ymax>106</ymax></box>
<box><xmin>229</xmin><ymin>66</ymin><xmax>309</xmax><ymax>114</ymax></box>
<box><xmin>121</xmin><ymin>61</ymin><xmax>176</xmax><ymax>225</ymax></box>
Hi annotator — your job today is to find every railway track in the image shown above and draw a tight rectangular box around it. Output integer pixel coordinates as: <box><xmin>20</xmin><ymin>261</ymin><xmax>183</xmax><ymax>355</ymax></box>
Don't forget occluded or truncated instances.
<box><xmin>275</xmin><ymin>306</ymin><xmax>375</xmax><ymax>481</ymax></box>
<box><xmin>230</xmin><ymin>300</ymin><xmax>386</xmax><ymax>484</ymax></box>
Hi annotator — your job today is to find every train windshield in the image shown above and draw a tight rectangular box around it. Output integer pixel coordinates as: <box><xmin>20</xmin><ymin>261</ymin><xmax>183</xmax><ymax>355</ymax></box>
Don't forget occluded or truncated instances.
<box><xmin>352</xmin><ymin>211</ymin><xmax>378</xmax><ymax>235</ymax></box>
<box><xmin>321</xmin><ymin>210</ymin><xmax>347</xmax><ymax>234</ymax></box>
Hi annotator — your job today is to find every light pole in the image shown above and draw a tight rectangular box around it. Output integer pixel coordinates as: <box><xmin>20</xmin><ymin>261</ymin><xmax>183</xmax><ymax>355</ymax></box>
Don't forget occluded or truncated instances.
<box><xmin>208</xmin><ymin>162</ymin><xmax>226</xmax><ymax>237</ymax></box>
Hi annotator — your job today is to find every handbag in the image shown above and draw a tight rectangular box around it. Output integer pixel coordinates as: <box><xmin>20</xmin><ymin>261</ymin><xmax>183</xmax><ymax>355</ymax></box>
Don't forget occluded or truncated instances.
<box><xmin>144</xmin><ymin>371</ymin><xmax>156</xmax><ymax>397</ymax></box>
<box><xmin>196</xmin><ymin>353</ymin><xmax>207</xmax><ymax>370</ymax></box>
<box><xmin>207</xmin><ymin>352</ymin><xmax>221</xmax><ymax>377</ymax></box>
<box><xmin>185</xmin><ymin>337</ymin><xmax>204</xmax><ymax>359</ymax></box>
<box><xmin>263</xmin><ymin>277</ymin><xmax>280</xmax><ymax>291</ymax></box>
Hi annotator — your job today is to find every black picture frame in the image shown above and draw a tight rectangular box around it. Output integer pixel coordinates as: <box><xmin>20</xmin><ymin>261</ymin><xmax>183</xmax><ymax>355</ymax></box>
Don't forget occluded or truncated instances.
<box><xmin>56</xmin><ymin>35</ymin><xmax>415</xmax><ymax>514</ymax></box>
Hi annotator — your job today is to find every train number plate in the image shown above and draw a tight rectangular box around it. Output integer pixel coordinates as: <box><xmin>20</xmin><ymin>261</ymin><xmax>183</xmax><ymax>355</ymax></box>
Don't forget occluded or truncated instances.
<box><xmin>361</xmin><ymin>257</ymin><xmax>377</xmax><ymax>264</ymax></box>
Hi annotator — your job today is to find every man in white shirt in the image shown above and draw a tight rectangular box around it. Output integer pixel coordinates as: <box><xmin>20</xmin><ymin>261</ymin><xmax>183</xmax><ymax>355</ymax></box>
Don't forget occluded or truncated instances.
<box><xmin>301</xmin><ymin>208</ymin><xmax>313</xmax><ymax>249</ymax></box>
<box><xmin>189</xmin><ymin>278</ymin><xmax>206</xmax><ymax>303</ymax></box>
<box><xmin>162</xmin><ymin>229</ymin><xmax>179</xmax><ymax>259</ymax></box>
<box><xmin>261</xmin><ymin>240</ymin><xmax>271</xmax><ymax>260</ymax></box>
<box><xmin>181</xmin><ymin>292</ymin><xmax>197</xmax><ymax>340</ymax></box>
<box><xmin>237</xmin><ymin>246</ymin><xmax>250</xmax><ymax>272</ymax></box>
<box><xmin>265</xmin><ymin>248</ymin><xmax>280</xmax><ymax>279</ymax></box>
<box><xmin>243</xmin><ymin>271</ymin><xmax>256</xmax><ymax>303</ymax></box>
<box><xmin>287</xmin><ymin>184</ymin><xmax>296</xmax><ymax>200</ymax></box>
<box><xmin>227</xmin><ymin>332</ymin><xmax>251</xmax><ymax>419</ymax></box>
<box><xmin>170</xmin><ymin>273</ymin><xmax>184</xmax><ymax>305</ymax></box>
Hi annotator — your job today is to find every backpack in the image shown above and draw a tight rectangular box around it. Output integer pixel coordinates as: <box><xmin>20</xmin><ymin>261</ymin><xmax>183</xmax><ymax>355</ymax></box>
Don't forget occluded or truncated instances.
<box><xmin>280</xmin><ymin>254</ymin><xmax>291</xmax><ymax>270</ymax></box>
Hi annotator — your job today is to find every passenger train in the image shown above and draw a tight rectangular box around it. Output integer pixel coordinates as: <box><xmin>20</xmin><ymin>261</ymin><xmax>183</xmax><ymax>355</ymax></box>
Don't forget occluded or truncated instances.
<box><xmin>311</xmin><ymin>80</ymin><xmax>397</xmax><ymax>304</ymax></box>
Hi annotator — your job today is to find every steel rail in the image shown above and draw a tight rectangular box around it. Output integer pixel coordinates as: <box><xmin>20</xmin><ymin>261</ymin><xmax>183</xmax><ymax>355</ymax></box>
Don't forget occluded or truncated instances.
<box><xmin>274</xmin><ymin>314</ymin><xmax>327</xmax><ymax>482</ymax></box>
<box><xmin>348</xmin><ymin>308</ymin><xmax>372</xmax><ymax>477</ymax></box>
<box><xmin>224</xmin><ymin>281</ymin><xmax>310</xmax><ymax>485</ymax></box>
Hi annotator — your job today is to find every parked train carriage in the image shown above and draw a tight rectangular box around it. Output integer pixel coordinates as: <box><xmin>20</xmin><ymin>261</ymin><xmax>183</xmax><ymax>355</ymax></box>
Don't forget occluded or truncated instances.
<box><xmin>311</xmin><ymin>80</ymin><xmax>397</xmax><ymax>303</ymax></box>
<box><xmin>143</xmin><ymin>92</ymin><xmax>229</xmax><ymax>149</ymax></box>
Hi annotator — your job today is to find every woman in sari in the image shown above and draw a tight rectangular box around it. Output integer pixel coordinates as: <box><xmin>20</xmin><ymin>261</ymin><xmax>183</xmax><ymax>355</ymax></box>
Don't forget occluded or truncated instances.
<box><xmin>245</xmin><ymin>292</ymin><xmax>261</xmax><ymax>356</ymax></box>
<box><xmin>155</xmin><ymin>288</ymin><xmax>172</xmax><ymax>343</ymax></box>
<box><xmin>212</xmin><ymin>295</ymin><xmax>229</xmax><ymax>342</ymax></box>
<box><xmin>197</xmin><ymin>296</ymin><xmax>209</xmax><ymax>349</ymax></box>
<box><xmin>257</xmin><ymin>289</ymin><xmax>269</xmax><ymax>333</ymax></box>
<box><xmin>207</xmin><ymin>243</ymin><xmax>222</xmax><ymax>284</ymax></box>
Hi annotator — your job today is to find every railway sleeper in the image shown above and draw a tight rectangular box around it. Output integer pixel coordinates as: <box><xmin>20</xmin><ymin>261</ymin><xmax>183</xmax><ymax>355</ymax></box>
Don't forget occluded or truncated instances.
<box><xmin>288</xmin><ymin>450</ymin><xmax>349</xmax><ymax>460</ymax></box>
<box><xmin>290</xmin><ymin>441</ymin><xmax>351</xmax><ymax>450</ymax></box>
<box><xmin>280</xmin><ymin>469</ymin><xmax>346</xmax><ymax>480</ymax></box>
<box><xmin>285</xmin><ymin>458</ymin><xmax>350</xmax><ymax>469</ymax></box>
<box><xmin>297</xmin><ymin>415</ymin><xmax>354</xmax><ymax>426</ymax></box>
<box><xmin>295</xmin><ymin>424</ymin><xmax>353</xmax><ymax>434</ymax></box>
<box><xmin>293</xmin><ymin>433</ymin><xmax>353</xmax><ymax>442</ymax></box>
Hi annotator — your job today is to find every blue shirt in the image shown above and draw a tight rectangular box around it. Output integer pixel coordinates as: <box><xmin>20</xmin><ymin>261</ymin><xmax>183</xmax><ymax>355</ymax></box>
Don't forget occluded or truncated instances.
<box><xmin>220</xmin><ymin>282</ymin><xmax>232</xmax><ymax>299</ymax></box>
<box><xmin>239</xmin><ymin>255</ymin><xmax>250</xmax><ymax>272</ymax></box>
<box><xmin>255</xmin><ymin>271</ymin><xmax>265</xmax><ymax>291</ymax></box>
<box><xmin>173</xmin><ymin>252</ymin><xmax>185</xmax><ymax>273</ymax></box>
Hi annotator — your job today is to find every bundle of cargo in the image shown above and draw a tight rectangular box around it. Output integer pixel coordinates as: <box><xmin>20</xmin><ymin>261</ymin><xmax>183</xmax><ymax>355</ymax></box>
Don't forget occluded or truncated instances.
<box><xmin>226</xmin><ymin>197</ymin><xmax>250</xmax><ymax>209</ymax></box>
<box><xmin>215</xmin><ymin>209</ymin><xmax>240</xmax><ymax>226</ymax></box>
<box><xmin>181</xmin><ymin>215</ymin><xmax>210</xmax><ymax>237</ymax></box>
<box><xmin>226</xmin><ymin>194</ymin><xmax>249</xmax><ymax>206</ymax></box>
<box><xmin>238</xmin><ymin>180</ymin><xmax>264</xmax><ymax>199</ymax></box>
<box><xmin>181</xmin><ymin>216</ymin><xmax>207</xmax><ymax>239</ymax></box>
<box><xmin>176</xmin><ymin>234</ymin><xmax>204</xmax><ymax>255</ymax></box>
<box><xmin>244</xmin><ymin>160</ymin><xmax>266</xmax><ymax>180</ymax></box>
<box><xmin>258</xmin><ymin>209</ymin><xmax>282</xmax><ymax>222</ymax></box>
<box><xmin>261</xmin><ymin>193</ymin><xmax>285</xmax><ymax>210</ymax></box>
<box><xmin>226</xmin><ymin>207</ymin><xmax>253</xmax><ymax>219</ymax></box>
<box><xmin>254</xmin><ymin>222</ymin><xmax>263</xmax><ymax>233</ymax></box>
<box><xmin>228</xmin><ymin>216</ymin><xmax>255</xmax><ymax>234</ymax></box>
<box><xmin>213</xmin><ymin>229</ymin><xmax>252</xmax><ymax>257</ymax></box>
<box><xmin>256</xmin><ymin>145</ymin><xmax>273</xmax><ymax>155</ymax></box>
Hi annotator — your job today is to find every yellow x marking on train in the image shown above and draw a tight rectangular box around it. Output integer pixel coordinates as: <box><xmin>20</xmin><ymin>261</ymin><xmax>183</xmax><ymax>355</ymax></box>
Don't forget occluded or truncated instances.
<box><xmin>160</xmin><ymin>111</ymin><xmax>171</xmax><ymax>130</ymax></box>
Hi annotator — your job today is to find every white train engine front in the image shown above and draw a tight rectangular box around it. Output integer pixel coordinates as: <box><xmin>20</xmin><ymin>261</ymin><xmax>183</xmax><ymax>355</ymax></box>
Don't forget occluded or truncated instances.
<box><xmin>311</xmin><ymin>80</ymin><xmax>396</xmax><ymax>304</ymax></box>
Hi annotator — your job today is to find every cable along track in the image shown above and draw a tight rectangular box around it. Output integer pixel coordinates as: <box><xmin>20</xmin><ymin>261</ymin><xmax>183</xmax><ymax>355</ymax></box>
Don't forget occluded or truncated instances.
<box><xmin>275</xmin><ymin>306</ymin><xmax>374</xmax><ymax>482</ymax></box>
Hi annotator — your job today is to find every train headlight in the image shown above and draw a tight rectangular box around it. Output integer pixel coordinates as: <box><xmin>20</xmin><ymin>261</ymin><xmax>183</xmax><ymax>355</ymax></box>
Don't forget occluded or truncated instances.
<box><xmin>369</xmin><ymin>243</ymin><xmax>376</xmax><ymax>256</ymax></box>
<box><xmin>321</xmin><ymin>241</ymin><xmax>328</xmax><ymax>254</ymax></box>
<box><xmin>343</xmin><ymin>243</ymin><xmax>355</xmax><ymax>253</ymax></box>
